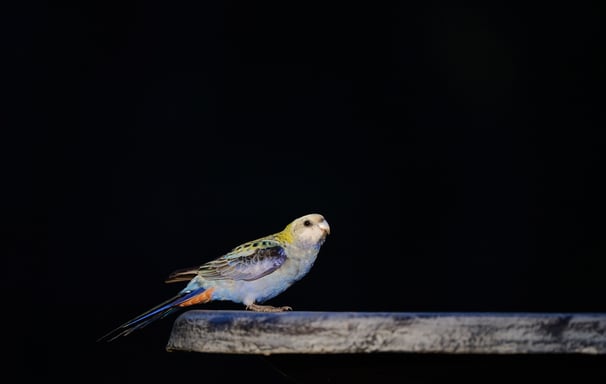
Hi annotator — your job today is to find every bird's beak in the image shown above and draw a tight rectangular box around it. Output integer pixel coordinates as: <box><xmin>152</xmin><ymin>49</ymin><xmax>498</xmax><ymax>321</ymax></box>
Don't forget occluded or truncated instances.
<box><xmin>319</xmin><ymin>220</ymin><xmax>330</xmax><ymax>235</ymax></box>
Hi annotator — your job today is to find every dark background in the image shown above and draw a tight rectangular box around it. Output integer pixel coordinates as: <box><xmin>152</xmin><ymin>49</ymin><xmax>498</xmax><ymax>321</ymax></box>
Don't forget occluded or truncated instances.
<box><xmin>9</xmin><ymin>2</ymin><xmax>605</xmax><ymax>383</ymax></box>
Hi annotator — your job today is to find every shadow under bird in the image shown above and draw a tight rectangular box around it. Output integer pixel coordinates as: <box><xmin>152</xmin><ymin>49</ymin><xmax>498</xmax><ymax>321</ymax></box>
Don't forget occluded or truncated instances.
<box><xmin>98</xmin><ymin>213</ymin><xmax>330</xmax><ymax>342</ymax></box>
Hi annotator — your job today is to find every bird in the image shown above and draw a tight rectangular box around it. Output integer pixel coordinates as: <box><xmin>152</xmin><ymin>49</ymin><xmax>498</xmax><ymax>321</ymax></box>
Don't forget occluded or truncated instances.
<box><xmin>97</xmin><ymin>213</ymin><xmax>330</xmax><ymax>342</ymax></box>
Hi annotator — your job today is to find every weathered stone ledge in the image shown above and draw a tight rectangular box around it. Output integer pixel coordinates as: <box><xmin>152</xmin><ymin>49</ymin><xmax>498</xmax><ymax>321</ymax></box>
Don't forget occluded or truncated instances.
<box><xmin>166</xmin><ymin>311</ymin><xmax>606</xmax><ymax>355</ymax></box>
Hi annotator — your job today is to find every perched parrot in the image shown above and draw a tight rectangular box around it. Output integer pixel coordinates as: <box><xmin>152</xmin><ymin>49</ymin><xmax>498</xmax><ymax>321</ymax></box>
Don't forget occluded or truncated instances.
<box><xmin>98</xmin><ymin>213</ymin><xmax>330</xmax><ymax>342</ymax></box>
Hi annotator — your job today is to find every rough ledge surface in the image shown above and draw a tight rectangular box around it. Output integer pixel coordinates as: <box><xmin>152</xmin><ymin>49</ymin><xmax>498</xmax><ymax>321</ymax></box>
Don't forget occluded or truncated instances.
<box><xmin>165</xmin><ymin>311</ymin><xmax>606</xmax><ymax>355</ymax></box>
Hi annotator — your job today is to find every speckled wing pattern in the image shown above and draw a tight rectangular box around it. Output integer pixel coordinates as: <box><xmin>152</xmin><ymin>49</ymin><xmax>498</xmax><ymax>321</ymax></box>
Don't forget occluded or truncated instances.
<box><xmin>197</xmin><ymin>239</ymin><xmax>287</xmax><ymax>281</ymax></box>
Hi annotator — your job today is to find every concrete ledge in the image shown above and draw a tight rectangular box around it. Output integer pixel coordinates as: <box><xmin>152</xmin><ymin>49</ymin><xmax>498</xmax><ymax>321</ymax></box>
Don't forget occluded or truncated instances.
<box><xmin>165</xmin><ymin>311</ymin><xmax>606</xmax><ymax>355</ymax></box>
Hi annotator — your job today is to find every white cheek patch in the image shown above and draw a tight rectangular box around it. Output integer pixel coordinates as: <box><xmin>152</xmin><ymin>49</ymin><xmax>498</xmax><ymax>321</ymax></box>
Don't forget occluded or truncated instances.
<box><xmin>298</xmin><ymin>227</ymin><xmax>322</xmax><ymax>246</ymax></box>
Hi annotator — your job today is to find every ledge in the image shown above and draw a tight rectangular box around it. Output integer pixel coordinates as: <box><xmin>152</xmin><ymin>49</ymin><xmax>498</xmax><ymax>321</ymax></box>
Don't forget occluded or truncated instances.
<box><xmin>165</xmin><ymin>311</ymin><xmax>606</xmax><ymax>355</ymax></box>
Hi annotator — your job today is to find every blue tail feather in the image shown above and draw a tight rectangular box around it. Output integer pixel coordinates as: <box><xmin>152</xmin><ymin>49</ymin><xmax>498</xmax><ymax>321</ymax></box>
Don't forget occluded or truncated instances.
<box><xmin>97</xmin><ymin>287</ymin><xmax>207</xmax><ymax>342</ymax></box>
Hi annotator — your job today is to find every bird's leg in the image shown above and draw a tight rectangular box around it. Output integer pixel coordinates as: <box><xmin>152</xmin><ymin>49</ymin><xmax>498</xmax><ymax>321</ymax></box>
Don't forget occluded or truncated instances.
<box><xmin>246</xmin><ymin>303</ymin><xmax>292</xmax><ymax>312</ymax></box>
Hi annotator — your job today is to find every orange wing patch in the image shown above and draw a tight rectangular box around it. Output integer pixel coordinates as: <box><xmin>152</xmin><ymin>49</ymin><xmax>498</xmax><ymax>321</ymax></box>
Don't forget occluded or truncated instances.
<box><xmin>178</xmin><ymin>287</ymin><xmax>215</xmax><ymax>307</ymax></box>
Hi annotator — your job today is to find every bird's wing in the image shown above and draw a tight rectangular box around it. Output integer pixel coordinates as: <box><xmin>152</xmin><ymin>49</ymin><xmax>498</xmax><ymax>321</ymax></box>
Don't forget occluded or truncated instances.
<box><xmin>197</xmin><ymin>239</ymin><xmax>287</xmax><ymax>281</ymax></box>
<box><xmin>165</xmin><ymin>266</ymin><xmax>199</xmax><ymax>283</ymax></box>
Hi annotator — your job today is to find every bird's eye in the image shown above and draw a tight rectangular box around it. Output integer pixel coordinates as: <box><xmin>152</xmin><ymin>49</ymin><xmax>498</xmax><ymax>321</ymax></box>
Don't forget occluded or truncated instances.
<box><xmin>303</xmin><ymin>220</ymin><xmax>312</xmax><ymax>227</ymax></box>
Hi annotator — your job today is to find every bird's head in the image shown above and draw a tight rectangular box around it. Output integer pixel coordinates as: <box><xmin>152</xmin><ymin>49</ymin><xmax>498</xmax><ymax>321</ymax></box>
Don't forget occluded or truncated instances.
<box><xmin>283</xmin><ymin>213</ymin><xmax>330</xmax><ymax>249</ymax></box>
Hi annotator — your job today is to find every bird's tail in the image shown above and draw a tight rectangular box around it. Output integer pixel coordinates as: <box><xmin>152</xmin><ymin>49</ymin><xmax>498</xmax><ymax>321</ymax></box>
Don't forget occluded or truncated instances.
<box><xmin>97</xmin><ymin>286</ymin><xmax>214</xmax><ymax>342</ymax></box>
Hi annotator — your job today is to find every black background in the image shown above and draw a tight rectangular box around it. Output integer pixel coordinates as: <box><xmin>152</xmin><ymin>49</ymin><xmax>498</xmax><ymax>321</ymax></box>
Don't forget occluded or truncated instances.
<box><xmin>9</xmin><ymin>2</ymin><xmax>606</xmax><ymax>383</ymax></box>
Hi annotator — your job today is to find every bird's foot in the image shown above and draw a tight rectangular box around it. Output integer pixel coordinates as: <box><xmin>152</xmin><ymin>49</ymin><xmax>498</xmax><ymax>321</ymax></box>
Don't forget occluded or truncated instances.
<box><xmin>246</xmin><ymin>303</ymin><xmax>292</xmax><ymax>312</ymax></box>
